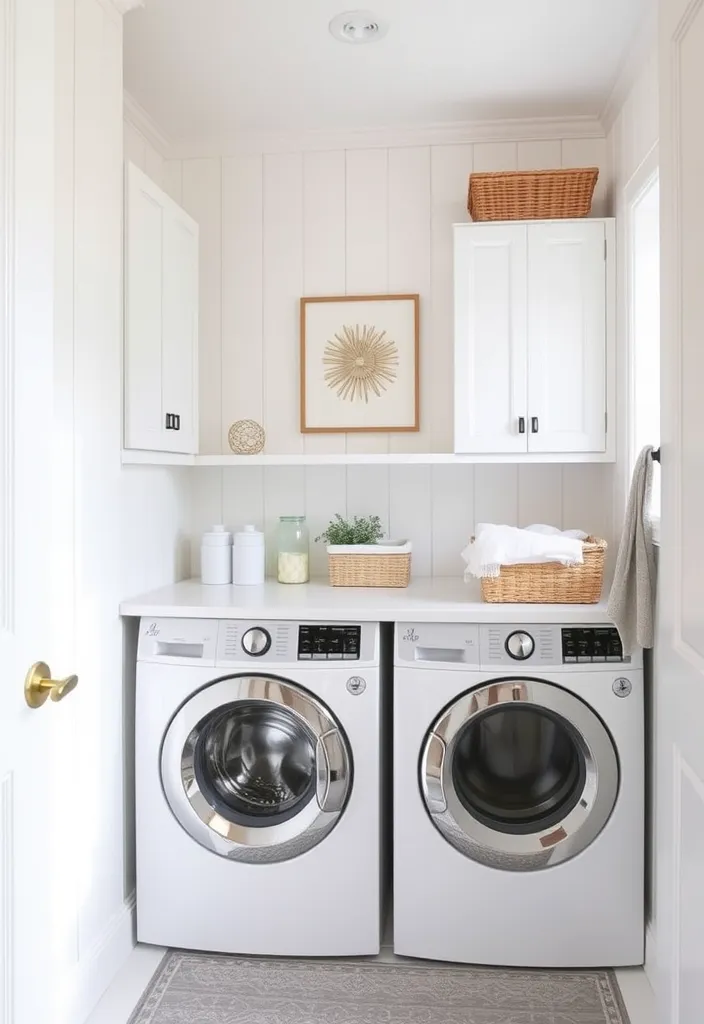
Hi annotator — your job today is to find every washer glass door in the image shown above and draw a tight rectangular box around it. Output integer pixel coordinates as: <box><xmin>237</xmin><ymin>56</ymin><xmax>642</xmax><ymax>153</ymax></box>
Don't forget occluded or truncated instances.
<box><xmin>420</xmin><ymin>678</ymin><xmax>619</xmax><ymax>870</ymax></box>
<box><xmin>162</xmin><ymin>675</ymin><xmax>351</xmax><ymax>863</ymax></box>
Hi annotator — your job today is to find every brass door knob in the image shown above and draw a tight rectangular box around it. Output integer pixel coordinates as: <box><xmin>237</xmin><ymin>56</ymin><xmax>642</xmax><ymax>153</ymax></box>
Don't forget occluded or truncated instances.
<box><xmin>24</xmin><ymin>662</ymin><xmax>79</xmax><ymax>709</ymax></box>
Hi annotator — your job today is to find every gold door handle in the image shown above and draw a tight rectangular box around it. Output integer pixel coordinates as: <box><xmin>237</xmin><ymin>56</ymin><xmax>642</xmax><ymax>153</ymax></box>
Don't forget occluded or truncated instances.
<box><xmin>24</xmin><ymin>662</ymin><xmax>79</xmax><ymax>709</ymax></box>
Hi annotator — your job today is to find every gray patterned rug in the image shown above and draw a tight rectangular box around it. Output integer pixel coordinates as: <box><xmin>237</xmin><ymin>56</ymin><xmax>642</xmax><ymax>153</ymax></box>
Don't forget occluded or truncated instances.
<box><xmin>129</xmin><ymin>951</ymin><xmax>631</xmax><ymax>1024</ymax></box>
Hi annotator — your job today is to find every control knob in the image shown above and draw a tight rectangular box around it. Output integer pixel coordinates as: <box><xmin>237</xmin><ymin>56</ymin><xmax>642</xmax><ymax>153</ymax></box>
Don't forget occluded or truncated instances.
<box><xmin>505</xmin><ymin>630</ymin><xmax>535</xmax><ymax>660</ymax></box>
<box><xmin>242</xmin><ymin>627</ymin><xmax>271</xmax><ymax>657</ymax></box>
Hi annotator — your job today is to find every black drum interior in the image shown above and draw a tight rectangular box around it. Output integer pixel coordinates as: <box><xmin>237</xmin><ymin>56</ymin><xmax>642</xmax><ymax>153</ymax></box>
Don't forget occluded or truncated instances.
<box><xmin>451</xmin><ymin>704</ymin><xmax>587</xmax><ymax>835</ymax></box>
<box><xmin>191</xmin><ymin>700</ymin><xmax>317</xmax><ymax>827</ymax></box>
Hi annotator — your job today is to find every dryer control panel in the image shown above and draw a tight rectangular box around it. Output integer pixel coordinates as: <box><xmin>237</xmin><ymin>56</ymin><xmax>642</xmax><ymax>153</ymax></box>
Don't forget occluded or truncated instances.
<box><xmin>396</xmin><ymin>622</ymin><xmax>639</xmax><ymax>670</ymax></box>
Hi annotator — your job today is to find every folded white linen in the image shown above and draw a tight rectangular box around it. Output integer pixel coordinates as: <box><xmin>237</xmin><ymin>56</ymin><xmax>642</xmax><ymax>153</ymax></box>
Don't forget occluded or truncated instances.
<box><xmin>462</xmin><ymin>524</ymin><xmax>588</xmax><ymax>580</ymax></box>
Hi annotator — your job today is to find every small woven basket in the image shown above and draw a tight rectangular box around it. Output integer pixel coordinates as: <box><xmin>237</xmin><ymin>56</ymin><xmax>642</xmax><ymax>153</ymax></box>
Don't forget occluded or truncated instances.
<box><xmin>327</xmin><ymin>542</ymin><xmax>412</xmax><ymax>588</ymax></box>
<box><xmin>468</xmin><ymin>167</ymin><xmax>599</xmax><ymax>221</ymax></box>
<box><xmin>479</xmin><ymin>536</ymin><xmax>607</xmax><ymax>604</ymax></box>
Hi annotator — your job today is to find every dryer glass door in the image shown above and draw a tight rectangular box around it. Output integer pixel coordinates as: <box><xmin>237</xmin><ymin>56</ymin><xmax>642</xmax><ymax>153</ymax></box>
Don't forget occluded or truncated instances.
<box><xmin>162</xmin><ymin>675</ymin><xmax>352</xmax><ymax>863</ymax></box>
<box><xmin>420</xmin><ymin>678</ymin><xmax>619</xmax><ymax>871</ymax></box>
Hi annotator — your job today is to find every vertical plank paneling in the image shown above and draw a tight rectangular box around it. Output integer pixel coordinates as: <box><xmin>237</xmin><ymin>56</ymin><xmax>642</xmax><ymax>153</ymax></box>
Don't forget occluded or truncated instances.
<box><xmin>389</xmin><ymin>466</ymin><xmax>432</xmax><ymax>576</ymax></box>
<box><xmin>263</xmin><ymin>466</ymin><xmax>306</xmax><ymax>577</ymax></box>
<box><xmin>346</xmin><ymin>465</ymin><xmax>390</xmax><ymax>539</ymax></box>
<box><xmin>388</xmin><ymin>147</ymin><xmax>432</xmax><ymax>452</ymax></box>
<box><xmin>472</xmin><ymin>141</ymin><xmax>518</xmax><ymax>173</ymax></box>
<box><xmin>222</xmin><ymin>156</ymin><xmax>264</xmax><ymax>438</ymax></box>
<box><xmin>182</xmin><ymin>159</ymin><xmax>222</xmax><ymax>454</ymax></box>
<box><xmin>302</xmin><ymin>150</ymin><xmax>346</xmax><ymax>454</ymax></box>
<box><xmin>305</xmin><ymin>466</ymin><xmax>348</xmax><ymax>577</ymax></box>
<box><xmin>263</xmin><ymin>153</ymin><xmax>304</xmax><ymax>454</ymax></box>
<box><xmin>345</xmin><ymin>148</ymin><xmax>389</xmax><ymax>454</ymax></box>
<box><xmin>161</xmin><ymin>160</ymin><xmax>183</xmax><ymax>205</ymax></box>
<box><xmin>562</xmin><ymin>464</ymin><xmax>615</xmax><ymax>548</ymax></box>
<box><xmin>429</xmin><ymin>144</ymin><xmax>473</xmax><ymax>452</ymax></box>
<box><xmin>222</xmin><ymin>466</ymin><xmax>264</xmax><ymax>533</ymax></box>
<box><xmin>474</xmin><ymin>465</ymin><xmax>519</xmax><ymax>527</ymax></box>
<box><xmin>561</xmin><ymin>137</ymin><xmax>610</xmax><ymax>216</ymax></box>
<box><xmin>517</xmin><ymin>465</ymin><xmax>564</xmax><ymax>527</ymax></box>
<box><xmin>516</xmin><ymin>139</ymin><xmax>562</xmax><ymax>170</ymax></box>
<box><xmin>431</xmin><ymin>465</ymin><xmax>475</xmax><ymax>576</ymax></box>
<box><xmin>189</xmin><ymin>468</ymin><xmax>224</xmax><ymax>576</ymax></box>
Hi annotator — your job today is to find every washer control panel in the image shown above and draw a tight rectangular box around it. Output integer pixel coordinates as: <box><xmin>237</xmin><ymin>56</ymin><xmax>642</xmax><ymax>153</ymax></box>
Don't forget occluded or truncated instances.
<box><xmin>298</xmin><ymin>625</ymin><xmax>361</xmax><ymax>660</ymax></box>
<box><xmin>561</xmin><ymin>627</ymin><xmax>626</xmax><ymax>663</ymax></box>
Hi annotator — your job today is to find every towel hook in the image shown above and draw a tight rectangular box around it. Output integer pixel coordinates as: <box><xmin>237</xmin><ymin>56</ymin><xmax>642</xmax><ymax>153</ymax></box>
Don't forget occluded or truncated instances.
<box><xmin>652</xmin><ymin>448</ymin><xmax>661</xmax><ymax>463</ymax></box>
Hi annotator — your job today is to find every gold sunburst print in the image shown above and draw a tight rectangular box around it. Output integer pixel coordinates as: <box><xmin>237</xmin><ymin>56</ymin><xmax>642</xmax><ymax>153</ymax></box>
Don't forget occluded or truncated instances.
<box><xmin>323</xmin><ymin>324</ymin><xmax>399</xmax><ymax>403</ymax></box>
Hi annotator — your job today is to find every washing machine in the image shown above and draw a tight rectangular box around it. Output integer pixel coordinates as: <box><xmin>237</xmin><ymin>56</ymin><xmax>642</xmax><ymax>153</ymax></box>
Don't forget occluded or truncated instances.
<box><xmin>136</xmin><ymin>616</ymin><xmax>382</xmax><ymax>956</ymax></box>
<box><xmin>393</xmin><ymin>621</ymin><xmax>644</xmax><ymax>967</ymax></box>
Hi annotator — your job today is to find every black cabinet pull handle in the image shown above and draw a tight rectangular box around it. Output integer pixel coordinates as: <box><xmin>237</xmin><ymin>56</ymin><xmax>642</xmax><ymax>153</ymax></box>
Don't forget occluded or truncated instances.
<box><xmin>531</xmin><ymin>417</ymin><xmax>539</xmax><ymax>433</ymax></box>
<box><xmin>165</xmin><ymin>413</ymin><xmax>172</xmax><ymax>430</ymax></box>
<box><xmin>174</xmin><ymin>414</ymin><xmax>180</xmax><ymax>431</ymax></box>
<box><xmin>518</xmin><ymin>417</ymin><xmax>526</xmax><ymax>434</ymax></box>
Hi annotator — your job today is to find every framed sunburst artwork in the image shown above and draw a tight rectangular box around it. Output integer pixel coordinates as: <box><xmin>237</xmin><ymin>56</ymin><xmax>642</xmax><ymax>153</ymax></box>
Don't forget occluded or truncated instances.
<box><xmin>300</xmin><ymin>294</ymin><xmax>419</xmax><ymax>433</ymax></box>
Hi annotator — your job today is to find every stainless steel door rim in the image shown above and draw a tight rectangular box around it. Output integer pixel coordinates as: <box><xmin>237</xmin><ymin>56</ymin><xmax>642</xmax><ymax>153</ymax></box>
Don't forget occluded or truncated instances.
<box><xmin>162</xmin><ymin>674</ymin><xmax>352</xmax><ymax>863</ymax></box>
<box><xmin>420</xmin><ymin>678</ymin><xmax>619</xmax><ymax>871</ymax></box>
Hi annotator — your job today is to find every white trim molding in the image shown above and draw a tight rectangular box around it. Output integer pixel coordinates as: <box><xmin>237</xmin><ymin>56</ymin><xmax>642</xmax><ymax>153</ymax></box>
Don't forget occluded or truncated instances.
<box><xmin>123</xmin><ymin>91</ymin><xmax>169</xmax><ymax>157</ymax></box>
<box><xmin>123</xmin><ymin>96</ymin><xmax>607</xmax><ymax>162</ymax></box>
<box><xmin>70</xmin><ymin>892</ymin><xmax>137</xmax><ymax>1024</ymax></box>
<box><xmin>162</xmin><ymin>114</ymin><xmax>605</xmax><ymax>161</ymax></box>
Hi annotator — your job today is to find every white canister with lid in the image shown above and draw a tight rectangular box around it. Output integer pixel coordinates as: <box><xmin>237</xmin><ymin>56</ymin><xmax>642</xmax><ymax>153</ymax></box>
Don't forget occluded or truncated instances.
<box><xmin>232</xmin><ymin>525</ymin><xmax>265</xmax><ymax>586</ymax></box>
<box><xmin>201</xmin><ymin>525</ymin><xmax>233</xmax><ymax>585</ymax></box>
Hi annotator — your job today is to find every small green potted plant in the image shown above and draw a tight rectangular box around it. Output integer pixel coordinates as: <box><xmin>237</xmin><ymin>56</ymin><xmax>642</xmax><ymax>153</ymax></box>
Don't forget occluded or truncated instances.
<box><xmin>316</xmin><ymin>514</ymin><xmax>412</xmax><ymax>588</ymax></box>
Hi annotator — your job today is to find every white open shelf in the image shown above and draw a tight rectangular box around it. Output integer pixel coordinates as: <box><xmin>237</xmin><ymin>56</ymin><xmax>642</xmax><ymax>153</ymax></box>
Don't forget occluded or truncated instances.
<box><xmin>121</xmin><ymin>450</ymin><xmax>616</xmax><ymax>467</ymax></box>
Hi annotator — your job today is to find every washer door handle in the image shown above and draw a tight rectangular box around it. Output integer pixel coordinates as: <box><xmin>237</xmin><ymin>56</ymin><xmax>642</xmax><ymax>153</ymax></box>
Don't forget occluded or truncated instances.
<box><xmin>422</xmin><ymin>732</ymin><xmax>447</xmax><ymax>814</ymax></box>
<box><xmin>316</xmin><ymin>729</ymin><xmax>348</xmax><ymax>813</ymax></box>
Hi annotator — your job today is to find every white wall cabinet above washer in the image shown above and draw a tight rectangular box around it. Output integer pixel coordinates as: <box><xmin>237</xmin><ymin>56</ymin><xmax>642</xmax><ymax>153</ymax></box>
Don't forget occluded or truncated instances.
<box><xmin>454</xmin><ymin>218</ymin><xmax>615</xmax><ymax>460</ymax></box>
<box><xmin>124</xmin><ymin>162</ymin><xmax>199</xmax><ymax>455</ymax></box>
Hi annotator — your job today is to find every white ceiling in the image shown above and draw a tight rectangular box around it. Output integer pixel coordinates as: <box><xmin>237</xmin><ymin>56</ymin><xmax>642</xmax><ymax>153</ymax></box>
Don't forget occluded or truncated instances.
<box><xmin>124</xmin><ymin>0</ymin><xmax>646</xmax><ymax>146</ymax></box>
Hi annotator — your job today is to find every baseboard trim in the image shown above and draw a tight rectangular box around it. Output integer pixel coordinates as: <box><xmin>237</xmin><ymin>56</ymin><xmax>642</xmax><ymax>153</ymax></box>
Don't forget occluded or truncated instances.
<box><xmin>72</xmin><ymin>892</ymin><xmax>137</xmax><ymax>1024</ymax></box>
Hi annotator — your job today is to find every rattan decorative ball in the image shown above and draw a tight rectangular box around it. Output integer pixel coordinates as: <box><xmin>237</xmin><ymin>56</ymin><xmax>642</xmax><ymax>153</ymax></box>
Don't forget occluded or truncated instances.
<box><xmin>228</xmin><ymin>419</ymin><xmax>265</xmax><ymax>455</ymax></box>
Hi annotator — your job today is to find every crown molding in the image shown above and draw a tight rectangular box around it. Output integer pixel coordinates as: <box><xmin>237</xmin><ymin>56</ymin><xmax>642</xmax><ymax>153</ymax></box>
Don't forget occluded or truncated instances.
<box><xmin>123</xmin><ymin>91</ymin><xmax>170</xmax><ymax>156</ymax></box>
<box><xmin>600</xmin><ymin>6</ymin><xmax>657</xmax><ymax>134</ymax></box>
<box><xmin>112</xmin><ymin>0</ymin><xmax>145</xmax><ymax>11</ymax></box>
<box><xmin>160</xmin><ymin>113</ymin><xmax>605</xmax><ymax>161</ymax></box>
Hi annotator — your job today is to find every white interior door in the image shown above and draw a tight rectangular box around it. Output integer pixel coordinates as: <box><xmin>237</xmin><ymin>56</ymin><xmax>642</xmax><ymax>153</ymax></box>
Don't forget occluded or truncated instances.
<box><xmin>526</xmin><ymin>220</ymin><xmax>607</xmax><ymax>453</ymax></box>
<box><xmin>0</xmin><ymin>1</ymin><xmax>79</xmax><ymax>1021</ymax></box>
<box><xmin>656</xmin><ymin>1</ymin><xmax>704</xmax><ymax>1022</ymax></box>
<box><xmin>454</xmin><ymin>223</ymin><xmax>528</xmax><ymax>454</ymax></box>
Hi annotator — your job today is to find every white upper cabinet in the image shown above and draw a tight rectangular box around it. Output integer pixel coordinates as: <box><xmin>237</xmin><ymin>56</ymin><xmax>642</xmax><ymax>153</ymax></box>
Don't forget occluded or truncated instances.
<box><xmin>454</xmin><ymin>218</ymin><xmax>615</xmax><ymax>461</ymax></box>
<box><xmin>124</xmin><ymin>162</ymin><xmax>199</xmax><ymax>454</ymax></box>
<box><xmin>526</xmin><ymin>221</ymin><xmax>607</xmax><ymax>453</ymax></box>
<box><xmin>454</xmin><ymin>224</ymin><xmax>528</xmax><ymax>454</ymax></box>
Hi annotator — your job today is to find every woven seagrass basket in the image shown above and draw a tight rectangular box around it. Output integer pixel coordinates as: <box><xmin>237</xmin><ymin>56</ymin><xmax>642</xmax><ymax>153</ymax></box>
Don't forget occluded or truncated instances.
<box><xmin>478</xmin><ymin>536</ymin><xmax>607</xmax><ymax>604</ymax></box>
<box><xmin>468</xmin><ymin>167</ymin><xmax>599</xmax><ymax>221</ymax></box>
<box><xmin>327</xmin><ymin>541</ymin><xmax>412</xmax><ymax>588</ymax></box>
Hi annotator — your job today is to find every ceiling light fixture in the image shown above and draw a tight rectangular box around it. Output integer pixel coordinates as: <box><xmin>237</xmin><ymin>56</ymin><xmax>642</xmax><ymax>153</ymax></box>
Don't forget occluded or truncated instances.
<box><xmin>329</xmin><ymin>11</ymin><xmax>389</xmax><ymax>44</ymax></box>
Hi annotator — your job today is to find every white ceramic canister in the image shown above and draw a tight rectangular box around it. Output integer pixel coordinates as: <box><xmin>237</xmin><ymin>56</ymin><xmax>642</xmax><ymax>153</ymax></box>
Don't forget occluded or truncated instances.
<box><xmin>232</xmin><ymin>525</ymin><xmax>265</xmax><ymax>585</ymax></box>
<box><xmin>201</xmin><ymin>525</ymin><xmax>233</xmax><ymax>585</ymax></box>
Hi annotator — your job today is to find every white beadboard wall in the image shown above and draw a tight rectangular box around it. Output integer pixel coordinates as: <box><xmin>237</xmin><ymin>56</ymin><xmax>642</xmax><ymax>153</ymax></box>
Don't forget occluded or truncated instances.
<box><xmin>155</xmin><ymin>133</ymin><xmax>617</xmax><ymax>575</ymax></box>
<box><xmin>190</xmin><ymin>462</ymin><xmax>617</xmax><ymax>579</ymax></box>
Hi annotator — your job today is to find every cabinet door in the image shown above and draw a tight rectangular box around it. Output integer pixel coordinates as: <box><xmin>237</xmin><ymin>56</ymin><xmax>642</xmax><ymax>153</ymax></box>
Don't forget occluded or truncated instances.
<box><xmin>124</xmin><ymin>166</ymin><xmax>165</xmax><ymax>451</ymax></box>
<box><xmin>161</xmin><ymin>207</ymin><xmax>199</xmax><ymax>454</ymax></box>
<box><xmin>526</xmin><ymin>221</ymin><xmax>606</xmax><ymax>453</ymax></box>
<box><xmin>454</xmin><ymin>224</ymin><xmax>528</xmax><ymax>453</ymax></box>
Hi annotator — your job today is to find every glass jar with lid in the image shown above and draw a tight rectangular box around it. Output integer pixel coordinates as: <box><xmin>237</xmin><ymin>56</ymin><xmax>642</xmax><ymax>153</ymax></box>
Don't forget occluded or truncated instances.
<box><xmin>277</xmin><ymin>516</ymin><xmax>310</xmax><ymax>584</ymax></box>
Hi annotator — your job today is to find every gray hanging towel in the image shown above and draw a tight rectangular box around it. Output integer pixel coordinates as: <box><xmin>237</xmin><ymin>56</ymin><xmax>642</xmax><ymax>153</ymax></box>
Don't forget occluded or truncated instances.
<box><xmin>607</xmin><ymin>445</ymin><xmax>657</xmax><ymax>653</ymax></box>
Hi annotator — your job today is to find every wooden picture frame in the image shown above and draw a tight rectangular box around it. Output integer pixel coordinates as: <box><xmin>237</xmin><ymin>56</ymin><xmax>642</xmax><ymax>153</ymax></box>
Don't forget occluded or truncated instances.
<box><xmin>300</xmin><ymin>294</ymin><xmax>420</xmax><ymax>433</ymax></box>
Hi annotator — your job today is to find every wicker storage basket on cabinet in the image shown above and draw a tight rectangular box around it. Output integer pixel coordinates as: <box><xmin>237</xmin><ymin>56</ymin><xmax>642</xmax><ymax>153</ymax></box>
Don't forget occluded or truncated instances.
<box><xmin>468</xmin><ymin>167</ymin><xmax>599</xmax><ymax>221</ymax></box>
<box><xmin>479</xmin><ymin>536</ymin><xmax>607</xmax><ymax>604</ymax></box>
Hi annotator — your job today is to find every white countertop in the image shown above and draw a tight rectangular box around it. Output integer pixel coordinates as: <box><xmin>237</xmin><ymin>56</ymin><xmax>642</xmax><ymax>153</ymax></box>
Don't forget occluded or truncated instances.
<box><xmin>120</xmin><ymin>577</ymin><xmax>613</xmax><ymax>624</ymax></box>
